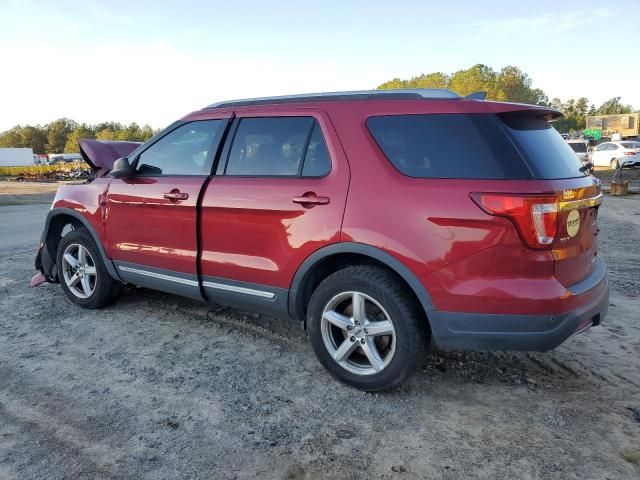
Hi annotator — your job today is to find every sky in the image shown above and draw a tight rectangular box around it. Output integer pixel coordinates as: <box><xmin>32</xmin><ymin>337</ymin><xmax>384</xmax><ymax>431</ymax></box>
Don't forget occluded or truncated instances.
<box><xmin>1</xmin><ymin>0</ymin><xmax>639</xmax><ymax>132</ymax></box>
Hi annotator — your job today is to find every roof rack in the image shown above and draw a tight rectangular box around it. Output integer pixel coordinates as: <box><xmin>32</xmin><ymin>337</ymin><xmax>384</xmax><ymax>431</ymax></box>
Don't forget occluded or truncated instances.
<box><xmin>205</xmin><ymin>89</ymin><xmax>461</xmax><ymax>109</ymax></box>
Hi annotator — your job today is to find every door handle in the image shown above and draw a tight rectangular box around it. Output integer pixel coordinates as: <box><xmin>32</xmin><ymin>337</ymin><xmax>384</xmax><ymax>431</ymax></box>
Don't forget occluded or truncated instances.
<box><xmin>163</xmin><ymin>190</ymin><xmax>189</xmax><ymax>201</ymax></box>
<box><xmin>292</xmin><ymin>192</ymin><xmax>330</xmax><ymax>206</ymax></box>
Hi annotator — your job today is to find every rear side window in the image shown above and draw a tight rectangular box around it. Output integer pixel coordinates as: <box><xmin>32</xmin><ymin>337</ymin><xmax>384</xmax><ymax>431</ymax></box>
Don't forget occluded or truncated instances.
<box><xmin>366</xmin><ymin>114</ymin><xmax>530</xmax><ymax>179</ymax></box>
<box><xmin>499</xmin><ymin>114</ymin><xmax>584</xmax><ymax>179</ymax></box>
<box><xmin>568</xmin><ymin>142</ymin><xmax>587</xmax><ymax>153</ymax></box>
<box><xmin>225</xmin><ymin>117</ymin><xmax>330</xmax><ymax>177</ymax></box>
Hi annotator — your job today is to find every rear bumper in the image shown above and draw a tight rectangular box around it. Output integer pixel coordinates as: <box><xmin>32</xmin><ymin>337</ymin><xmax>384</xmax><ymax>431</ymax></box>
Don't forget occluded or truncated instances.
<box><xmin>428</xmin><ymin>260</ymin><xmax>609</xmax><ymax>352</ymax></box>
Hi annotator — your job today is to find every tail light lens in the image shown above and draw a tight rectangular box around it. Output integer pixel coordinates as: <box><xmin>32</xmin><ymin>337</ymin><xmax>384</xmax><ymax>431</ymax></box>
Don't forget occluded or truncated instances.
<box><xmin>624</xmin><ymin>151</ymin><xmax>636</xmax><ymax>156</ymax></box>
<box><xmin>471</xmin><ymin>193</ymin><xmax>558</xmax><ymax>249</ymax></box>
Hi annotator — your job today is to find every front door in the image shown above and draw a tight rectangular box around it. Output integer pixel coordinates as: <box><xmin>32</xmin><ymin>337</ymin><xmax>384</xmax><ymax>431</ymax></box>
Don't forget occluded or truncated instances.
<box><xmin>105</xmin><ymin>118</ymin><xmax>228</xmax><ymax>299</ymax></box>
<box><xmin>199</xmin><ymin>111</ymin><xmax>350</xmax><ymax>315</ymax></box>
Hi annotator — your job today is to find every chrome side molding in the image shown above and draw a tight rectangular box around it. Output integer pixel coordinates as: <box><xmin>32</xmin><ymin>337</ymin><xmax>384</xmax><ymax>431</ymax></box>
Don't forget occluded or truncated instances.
<box><xmin>202</xmin><ymin>281</ymin><xmax>276</xmax><ymax>299</ymax></box>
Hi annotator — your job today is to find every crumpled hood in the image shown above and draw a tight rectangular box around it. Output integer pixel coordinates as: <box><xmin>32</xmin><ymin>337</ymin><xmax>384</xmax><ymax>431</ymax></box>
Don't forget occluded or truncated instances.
<box><xmin>79</xmin><ymin>139</ymin><xmax>141</xmax><ymax>176</ymax></box>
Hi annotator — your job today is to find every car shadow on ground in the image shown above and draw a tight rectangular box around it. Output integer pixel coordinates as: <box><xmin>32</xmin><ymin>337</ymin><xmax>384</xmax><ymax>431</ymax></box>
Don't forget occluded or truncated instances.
<box><xmin>114</xmin><ymin>286</ymin><xmax>602</xmax><ymax>394</ymax></box>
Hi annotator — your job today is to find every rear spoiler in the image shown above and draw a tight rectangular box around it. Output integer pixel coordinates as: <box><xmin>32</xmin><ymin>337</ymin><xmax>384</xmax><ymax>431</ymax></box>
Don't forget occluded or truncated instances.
<box><xmin>493</xmin><ymin>103</ymin><xmax>564</xmax><ymax>122</ymax></box>
<box><xmin>79</xmin><ymin>139</ymin><xmax>142</xmax><ymax>177</ymax></box>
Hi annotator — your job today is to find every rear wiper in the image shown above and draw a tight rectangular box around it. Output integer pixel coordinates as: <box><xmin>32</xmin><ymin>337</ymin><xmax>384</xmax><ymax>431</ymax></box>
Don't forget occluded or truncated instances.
<box><xmin>579</xmin><ymin>162</ymin><xmax>593</xmax><ymax>173</ymax></box>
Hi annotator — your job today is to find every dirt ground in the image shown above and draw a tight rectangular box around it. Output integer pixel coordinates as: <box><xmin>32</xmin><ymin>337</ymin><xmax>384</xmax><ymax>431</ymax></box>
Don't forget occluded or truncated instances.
<box><xmin>0</xmin><ymin>181</ymin><xmax>64</xmax><ymax>206</ymax></box>
<box><xmin>593</xmin><ymin>167</ymin><xmax>640</xmax><ymax>193</ymax></box>
<box><xmin>0</xmin><ymin>189</ymin><xmax>639</xmax><ymax>479</ymax></box>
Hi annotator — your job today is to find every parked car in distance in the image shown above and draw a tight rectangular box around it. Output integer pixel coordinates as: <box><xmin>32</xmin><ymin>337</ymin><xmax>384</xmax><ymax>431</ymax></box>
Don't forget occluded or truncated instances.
<box><xmin>31</xmin><ymin>90</ymin><xmax>609</xmax><ymax>391</ymax></box>
<box><xmin>566</xmin><ymin>139</ymin><xmax>592</xmax><ymax>171</ymax></box>
<box><xmin>47</xmin><ymin>153</ymin><xmax>84</xmax><ymax>164</ymax></box>
<box><xmin>590</xmin><ymin>141</ymin><xmax>640</xmax><ymax>169</ymax></box>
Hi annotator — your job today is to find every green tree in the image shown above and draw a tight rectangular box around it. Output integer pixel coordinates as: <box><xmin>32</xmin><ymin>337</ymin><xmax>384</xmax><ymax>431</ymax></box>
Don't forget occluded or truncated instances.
<box><xmin>496</xmin><ymin>66</ymin><xmax>541</xmax><ymax>104</ymax></box>
<box><xmin>595</xmin><ymin>97</ymin><xmax>634</xmax><ymax>115</ymax></box>
<box><xmin>46</xmin><ymin>118</ymin><xmax>76</xmax><ymax>153</ymax></box>
<box><xmin>139</xmin><ymin>125</ymin><xmax>156</xmax><ymax>141</ymax></box>
<box><xmin>407</xmin><ymin>72</ymin><xmax>449</xmax><ymax>89</ymax></box>
<box><xmin>378</xmin><ymin>64</ymin><xmax>548</xmax><ymax>104</ymax></box>
<box><xmin>1</xmin><ymin>119</ymin><xmax>159</xmax><ymax>151</ymax></box>
<box><xmin>21</xmin><ymin>126</ymin><xmax>48</xmax><ymax>153</ymax></box>
<box><xmin>575</xmin><ymin>97</ymin><xmax>589</xmax><ymax>116</ymax></box>
<box><xmin>377</xmin><ymin>77</ymin><xmax>408</xmax><ymax>89</ymax></box>
<box><xmin>0</xmin><ymin>125</ymin><xmax>47</xmax><ymax>153</ymax></box>
<box><xmin>64</xmin><ymin>124</ymin><xmax>95</xmax><ymax>152</ymax></box>
<box><xmin>96</xmin><ymin>128</ymin><xmax>117</xmax><ymax>140</ymax></box>
<box><xmin>0</xmin><ymin>127</ymin><xmax>22</xmax><ymax>149</ymax></box>
<box><xmin>448</xmin><ymin>64</ymin><xmax>501</xmax><ymax>99</ymax></box>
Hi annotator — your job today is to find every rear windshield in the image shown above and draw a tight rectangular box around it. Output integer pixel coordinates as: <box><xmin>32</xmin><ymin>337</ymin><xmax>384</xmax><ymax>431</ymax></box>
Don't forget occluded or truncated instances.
<box><xmin>621</xmin><ymin>142</ymin><xmax>640</xmax><ymax>149</ymax></box>
<box><xmin>500</xmin><ymin>114</ymin><xmax>584</xmax><ymax>179</ymax></box>
<box><xmin>568</xmin><ymin>142</ymin><xmax>587</xmax><ymax>153</ymax></box>
<box><xmin>367</xmin><ymin>113</ymin><xmax>585</xmax><ymax>180</ymax></box>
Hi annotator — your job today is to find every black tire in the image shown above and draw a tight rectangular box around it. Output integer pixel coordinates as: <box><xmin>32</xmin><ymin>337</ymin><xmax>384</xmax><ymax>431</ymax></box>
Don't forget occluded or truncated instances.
<box><xmin>56</xmin><ymin>229</ymin><xmax>122</xmax><ymax>309</ymax></box>
<box><xmin>307</xmin><ymin>265</ymin><xmax>426</xmax><ymax>391</ymax></box>
<box><xmin>610</xmin><ymin>158</ymin><xmax>619</xmax><ymax>170</ymax></box>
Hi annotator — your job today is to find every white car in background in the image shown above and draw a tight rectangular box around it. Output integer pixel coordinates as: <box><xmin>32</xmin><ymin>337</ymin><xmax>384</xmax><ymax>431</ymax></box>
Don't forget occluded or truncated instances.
<box><xmin>590</xmin><ymin>141</ymin><xmax>640</xmax><ymax>169</ymax></box>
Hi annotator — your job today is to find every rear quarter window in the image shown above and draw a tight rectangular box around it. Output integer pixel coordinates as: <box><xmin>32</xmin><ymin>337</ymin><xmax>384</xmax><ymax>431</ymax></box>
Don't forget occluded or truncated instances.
<box><xmin>366</xmin><ymin>114</ymin><xmax>530</xmax><ymax>179</ymax></box>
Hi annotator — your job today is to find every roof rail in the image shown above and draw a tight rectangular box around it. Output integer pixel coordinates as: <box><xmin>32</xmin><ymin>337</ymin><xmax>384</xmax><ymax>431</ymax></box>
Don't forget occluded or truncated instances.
<box><xmin>205</xmin><ymin>89</ymin><xmax>461</xmax><ymax>109</ymax></box>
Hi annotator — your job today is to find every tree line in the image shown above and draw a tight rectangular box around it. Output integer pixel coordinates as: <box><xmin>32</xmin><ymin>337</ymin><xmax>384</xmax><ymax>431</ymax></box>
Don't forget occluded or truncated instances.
<box><xmin>1</xmin><ymin>64</ymin><xmax>637</xmax><ymax>153</ymax></box>
<box><xmin>378</xmin><ymin>64</ymin><xmax>637</xmax><ymax>132</ymax></box>
<box><xmin>0</xmin><ymin>118</ymin><xmax>157</xmax><ymax>154</ymax></box>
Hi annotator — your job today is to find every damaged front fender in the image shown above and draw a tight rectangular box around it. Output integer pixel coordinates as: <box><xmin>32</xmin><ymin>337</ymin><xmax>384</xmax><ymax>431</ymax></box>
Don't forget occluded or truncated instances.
<box><xmin>33</xmin><ymin>207</ymin><xmax>122</xmax><ymax>284</ymax></box>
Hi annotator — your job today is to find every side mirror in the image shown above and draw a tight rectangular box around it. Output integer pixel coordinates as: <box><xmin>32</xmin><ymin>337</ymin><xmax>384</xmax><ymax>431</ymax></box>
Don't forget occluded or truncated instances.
<box><xmin>110</xmin><ymin>157</ymin><xmax>133</xmax><ymax>178</ymax></box>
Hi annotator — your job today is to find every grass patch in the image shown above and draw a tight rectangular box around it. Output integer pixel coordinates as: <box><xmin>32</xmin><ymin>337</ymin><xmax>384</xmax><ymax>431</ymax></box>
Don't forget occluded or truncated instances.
<box><xmin>0</xmin><ymin>161</ymin><xmax>90</xmax><ymax>179</ymax></box>
<box><xmin>620</xmin><ymin>447</ymin><xmax>640</xmax><ymax>465</ymax></box>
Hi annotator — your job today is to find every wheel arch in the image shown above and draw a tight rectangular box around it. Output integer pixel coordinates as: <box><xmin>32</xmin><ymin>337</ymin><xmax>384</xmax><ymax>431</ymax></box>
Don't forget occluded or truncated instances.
<box><xmin>288</xmin><ymin>243</ymin><xmax>435</xmax><ymax>326</ymax></box>
<box><xmin>37</xmin><ymin>207</ymin><xmax>121</xmax><ymax>282</ymax></box>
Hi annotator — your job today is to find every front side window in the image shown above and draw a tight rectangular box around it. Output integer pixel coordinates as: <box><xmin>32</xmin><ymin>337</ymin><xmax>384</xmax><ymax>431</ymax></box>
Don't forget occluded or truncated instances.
<box><xmin>136</xmin><ymin>120</ymin><xmax>222</xmax><ymax>176</ymax></box>
<box><xmin>225</xmin><ymin>117</ymin><xmax>330</xmax><ymax>177</ymax></box>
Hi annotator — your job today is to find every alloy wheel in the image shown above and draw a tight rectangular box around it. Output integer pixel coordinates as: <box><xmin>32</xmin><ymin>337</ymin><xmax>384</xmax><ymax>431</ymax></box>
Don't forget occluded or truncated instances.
<box><xmin>321</xmin><ymin>291</ymin><xmax>396</xmax><ymax>375</ymax></box>
<box><xmin>61</xmin><ymin>243</ymin><xmax>97</xmax><ymax>299</ymax></box>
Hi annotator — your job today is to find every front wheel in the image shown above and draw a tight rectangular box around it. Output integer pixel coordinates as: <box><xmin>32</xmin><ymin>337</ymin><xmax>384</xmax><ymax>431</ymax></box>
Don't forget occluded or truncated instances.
<box><xmin>610</xmin><ymin>158</ymin><xmax>620</xmax><ymax>170</ymax></box>
<box><xmin>57</xmin><ymin>229</ymin><xmax>122</xmax><ymax>308</ymax></box>
<box><xmin>307</xmin><ymin>266</ymin><xmax>425</xmax><ymax>391</ymax></box>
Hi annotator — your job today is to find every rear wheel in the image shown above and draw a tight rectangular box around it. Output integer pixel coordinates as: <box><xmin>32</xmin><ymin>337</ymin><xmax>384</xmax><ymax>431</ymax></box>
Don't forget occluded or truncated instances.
<box><xmin>57</xmin><ymin>229</ymin><xmax>122</xmax><ymax>308</ymax></box>
<box><xmin>307</xmin><ymin>265</ymin><xmax>425</xmax><ymax>391</ymax></box>
<box><xmin>610</xmin><ymin>158</ymin><xmax>619</xmax><ymax>170</ymax></box>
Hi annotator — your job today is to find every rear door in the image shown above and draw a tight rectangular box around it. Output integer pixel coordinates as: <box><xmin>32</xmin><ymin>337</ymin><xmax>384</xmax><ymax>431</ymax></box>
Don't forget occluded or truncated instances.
<box><xmin>105</xmin><ymin>118</ymin><xmax>228</xmax><ymax>299</ymax></box>
<box><xmin>199</xmin><ymin>110</ymin><xmax>349</xmax><ymax>315</ymax></box>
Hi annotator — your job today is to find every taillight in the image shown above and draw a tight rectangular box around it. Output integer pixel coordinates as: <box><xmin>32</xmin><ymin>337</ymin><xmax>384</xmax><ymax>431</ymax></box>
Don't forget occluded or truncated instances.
<box><xmin>470</xmin><ymin>193</ymin><xmax>558</xmax><ymax>249</ymax></box>
<box><xmin>624</xmin><ymin>151</ymin><xmax>636</xmax><ymax>156</ymax></box>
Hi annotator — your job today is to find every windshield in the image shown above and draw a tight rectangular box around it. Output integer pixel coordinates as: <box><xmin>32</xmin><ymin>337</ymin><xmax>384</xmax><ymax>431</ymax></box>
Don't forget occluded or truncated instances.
<box><xmin>499</xmin><ymin>114</ymin><xmax>585</xmax><ymax>179</ymax></box>
<box><xmin>568</xmin><ymin>142</ymin><xmax>587</xmax><ymax>153</ymax></box>
<box><xmin>621</xmin><ymin>142</ymin><xmax>640</xmax><ymax>149</ymax></box>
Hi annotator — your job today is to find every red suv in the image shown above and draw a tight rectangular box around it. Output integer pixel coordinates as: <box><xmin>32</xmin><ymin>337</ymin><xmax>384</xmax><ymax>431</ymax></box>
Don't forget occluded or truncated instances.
<box><xmin>32</xmin><ymin>89</ymin><xmax>609</xmax><ymax>390</ymax></box>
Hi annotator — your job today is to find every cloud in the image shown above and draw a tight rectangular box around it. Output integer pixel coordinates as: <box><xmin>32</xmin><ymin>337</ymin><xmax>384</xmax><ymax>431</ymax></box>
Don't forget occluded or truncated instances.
<box><xmin>474</xmin><ymin>7</ymin><xmax>612</xmax><ymax>35</ymax></box>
